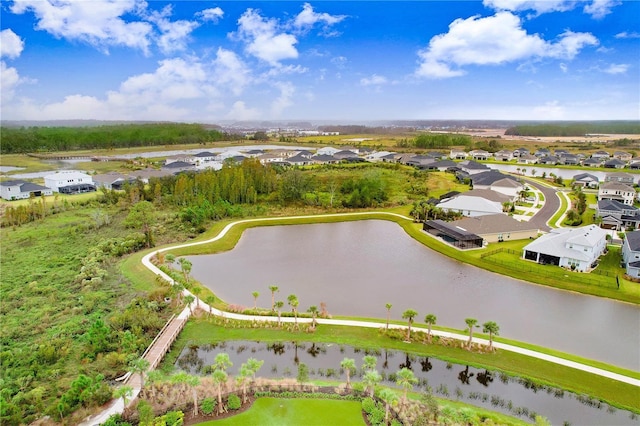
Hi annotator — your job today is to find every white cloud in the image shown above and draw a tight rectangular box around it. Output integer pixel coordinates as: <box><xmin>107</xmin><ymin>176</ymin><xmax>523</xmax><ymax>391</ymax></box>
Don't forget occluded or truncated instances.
<box><xmin>331</xmin><ymin>56</ymin><xmax>347</xmax><ymax>69</ymax></box>
<box><xmin>226</xmin><ymin>100</ymin><xmax>260</xmax><ymax>121</ymax></box>
<box><xmin>145</xmin><ymin>5</ymin><xmax>200</xmax><ymax>54</ymax></box>
<box><xmin>416</xmin><ymin>12</ymin><xmax>598</xmax><ymax>79</ymax></box>
<box><xmin>602</xmin><ymin>63</ymin><xmax>629</xmax><ymax>74</ymax></box>
<box><xmin>483</xmin><ymin>0</ymin><xmax>575</xmax><ymax>15</ymax></box>
<box><xmin>10</xmin><ymin>0</ymin><xmax>153</xmax><ymax>54</ymax></box>
<box><xmin>1</xmin><ymin>61</ymin><xmax>22</xmax><ymax>103</ymax></box>
<box><xmin>198</xmin><ymin>7</ymin><xmax>224</xmax><ymax>23</ymax></box>
<box><xmin>213</xmin><ymin>48</ymin><xmax>252</xmax><ymax>96</ymax></box>
<box><xmin>0</xmin><ymin>29</ymin><xmax>24</xmax><ymax>59</ymax></box>
<box><xmin>583</xmin><ymin>0</ymin><xmax>620</xmax><ymax>19</ymax></box>
<box><xmin>559</xmin><ymin>63</ymin><xmax>568</xmax><ymax>73</ymax></box>
<box><xmin>292</xmin><ymin>3</ymin><xmax>346</xmax><ymax>35</ymax></box>
<box><xmin>233</xmin><ymin>8</ymin><xmax>298</xmax><ymax>65</ymax></box>
<box><xmin>360</xmin><ymin>74</ymin><xmax>388</xmax><ymax>86</ymax></box>
<box><xmin>615</xmin><ymin>31</ymin><xmax>640</xmax><ymax>39</ymax></box>
<box><xmin>271</xmin><ymin>81</ymin><xmax>295</xmax><ymax>116</ymax></box>
<box><xmin>533</xmin><ymin>100</ymin><xmax>566</xmax><ymax>119</ymax></box>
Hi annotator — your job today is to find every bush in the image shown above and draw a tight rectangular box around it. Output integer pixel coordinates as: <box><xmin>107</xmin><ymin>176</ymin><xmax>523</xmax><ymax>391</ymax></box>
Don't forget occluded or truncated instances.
<box><xmin>368</xmin><ymin>406</ymin><xmax>385</xmax><ymax>425</ymax></box>
<box><xmin>361</xmin><ymin>397</ymin><xmax>376</xmax><ymax>414</ymax></box>
<box><xmin>227</xmin><ymin>394</ymin><xmax>241</xmax><ymax>410</ymax></box>
<box><xmin>200</xmin><ymin>397</ymin><xmax>216</xmax><ymax>415</ymax></box>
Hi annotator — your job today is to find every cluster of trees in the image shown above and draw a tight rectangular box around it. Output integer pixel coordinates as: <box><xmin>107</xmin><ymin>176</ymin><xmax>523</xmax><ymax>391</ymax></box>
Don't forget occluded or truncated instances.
<box><xmin>0</xmin><ymin>123</ymin><xmax>239</xmax><ymax>154</ymax></box>
<box><xmin>505</xmin><ymin>122</ymin><xmax>640</xmax><ymax>137</ymax></box>
<box><xmin>565</xmin><ymin>188</ymin><xmax>587</xmax><ymax>226</ymax></box>
<box><xmin>397</xmin><ymin>133</ymin><xmax>472</xmax><ymax>149</ymax></box>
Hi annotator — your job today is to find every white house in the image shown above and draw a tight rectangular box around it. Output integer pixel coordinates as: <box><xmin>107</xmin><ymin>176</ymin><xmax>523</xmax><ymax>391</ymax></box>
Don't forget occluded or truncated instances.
<box><xmin>598</xmin><ymin>181</ymin><xmax>636</xmax><ymax>206</ymax></box>
<box><xmin>622</xmin><ymin>231</ymin><xmax>640</xmax><ymax>279</ymax></box>
<box><xmin>0</xmin><ymin>180</ymin><xmax>53</xmax><ymax>200</ymax></box>
<box><xmin>317</xmin><ymin>146</ymin><xmax>340</xmax><ymax>156</ymax></box>
<box><xmin>522</xmin><ymin>225</ymin><xmax>608</xmax><ymax>272</ymax></box>
<box><xmin>437</xmin><ymin>195</ymin><xmax>504</xmax><ymax>217</ymax></box>
<box><xmin>44</xmin><ymin>171</ymin><xmax>93</xmax><ymax>192</ymax></box>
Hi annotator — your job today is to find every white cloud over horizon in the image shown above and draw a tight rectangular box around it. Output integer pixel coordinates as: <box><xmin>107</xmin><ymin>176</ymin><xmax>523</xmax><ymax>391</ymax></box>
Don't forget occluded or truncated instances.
<box><xmin>0</xmin><ymin>29</ymin><xmax>24</xmax><ymax>59</ymax></box>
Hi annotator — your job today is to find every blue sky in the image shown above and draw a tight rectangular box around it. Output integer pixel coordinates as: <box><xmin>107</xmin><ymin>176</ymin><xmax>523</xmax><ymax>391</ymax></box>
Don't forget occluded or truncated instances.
<box><xmin>1</xmin><ymin>0</ymin><xmax>638</xmax><ymax>122</ymax></box>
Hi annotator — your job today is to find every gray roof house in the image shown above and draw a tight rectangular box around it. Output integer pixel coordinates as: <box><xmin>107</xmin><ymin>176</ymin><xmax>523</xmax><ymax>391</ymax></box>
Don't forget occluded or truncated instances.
<box><xmin>583</xmin><ymin>157</ymin><xmax>603</xmax><ymax>167</ymax></box>
<box><xmin>436</xmin><ymin>195</ymin><xmax>504</xmax><ymax>217</ymax></box>
<box><xmin>449</xmin><ymin>214</ymin><xmax>539</xmax><ymax>243</ymax></box>
<box><xmin>458</xmin><ymin>160</ymin><xmax>490</xmax><ymax>175</ymax></box>
<box><xmin>622</xmin><ymin>231</ymin><xmax>640</xmax><ymax>279</ymax></box>
<box><xmin>604</xmin><ymin>158</ymin><xmax>627</xmax><ymax>169</ymax></box>
<box><xmin>605</xmin><ymin>172</ymin><xmax>635</xmax><ymax>184</ymax></box>
<box><xmin>0</xmin><ymin>180</ymin><xmax>53</xmax><ymax>200</ymax></box>
<box><xmin>471</xmin><ymin>171</ymin><xmax>523</xmax><ymax>198</ymax></box>
<box><xmin>591</xmin><ymin>150</ymin><xmax>611</xmax><ymax>160</ymax></box>
<box><xmin>596</xmin><ymin>199</ymin><xmax>640</xmax><ymax>230</ymax></box>
<box><xmin>522</xmin><ymin>225</ymin><xmax>608</xmax><ymax>272</ymax></box>
<box><xmin>572</xmin><ymin>173</ymin><xmax>599</xmax><ymax>188</ymax></box>
<box><xmin>598</xmin><ymin>181</ymin><xmax>636</xmax><ymax>206</ymax></box>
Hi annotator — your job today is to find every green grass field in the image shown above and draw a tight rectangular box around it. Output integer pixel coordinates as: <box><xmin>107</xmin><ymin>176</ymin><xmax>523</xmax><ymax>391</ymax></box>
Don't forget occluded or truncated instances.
<box><xmin>197</xmin><ymin>398</ymin><xmax>366</xmax><ymax>426</ymax></box>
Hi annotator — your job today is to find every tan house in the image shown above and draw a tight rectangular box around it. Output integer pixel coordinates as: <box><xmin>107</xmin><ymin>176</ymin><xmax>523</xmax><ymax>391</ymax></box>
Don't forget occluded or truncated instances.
<box><xmin>449</xmin><ymin>214</ymin><xmax>539</xmax><ymax>243</ymax></box>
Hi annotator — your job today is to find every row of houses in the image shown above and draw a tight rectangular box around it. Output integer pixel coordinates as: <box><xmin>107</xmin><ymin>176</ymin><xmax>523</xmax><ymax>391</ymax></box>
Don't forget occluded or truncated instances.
<box><xmin>450</xmin><ymin>147</ymin><xmax>637</xmax><ymax>168</ymax></box>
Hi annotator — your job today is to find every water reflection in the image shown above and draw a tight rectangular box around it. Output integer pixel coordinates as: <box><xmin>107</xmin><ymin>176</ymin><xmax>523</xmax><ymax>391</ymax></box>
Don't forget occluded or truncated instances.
<box><xmin>175</xmin><ymin>340</ymin><xmax>638</xmax><ymax>426</ymax></box>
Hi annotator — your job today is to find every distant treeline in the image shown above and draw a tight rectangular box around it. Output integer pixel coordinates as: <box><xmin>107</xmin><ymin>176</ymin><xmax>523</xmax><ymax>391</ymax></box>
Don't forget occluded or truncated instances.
<box><xmin>318</xmin><ymin>125</ymin><xmax>414</xmax><ymax>134</ymax></box>
<box><xmin>505</xmin><ymin>122</ymin><xmax>640</xmax><ymax>137</ymax></box>
<box><xmin>0</xmin><ymin>123</ymin><xmax>242</xmax><ymax>154</ymax></box>
<box><xmin>396</xmin><ymin>133</ymin><xmax>472</xmax><ymax>149</ymax></box>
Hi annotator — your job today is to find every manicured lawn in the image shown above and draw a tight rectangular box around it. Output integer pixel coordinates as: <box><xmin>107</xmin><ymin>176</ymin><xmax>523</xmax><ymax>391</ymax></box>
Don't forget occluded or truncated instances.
<box><xmin>197</xmin><ymin>398</ymin><xmax>366</xmax><ymax>426</ymax></box>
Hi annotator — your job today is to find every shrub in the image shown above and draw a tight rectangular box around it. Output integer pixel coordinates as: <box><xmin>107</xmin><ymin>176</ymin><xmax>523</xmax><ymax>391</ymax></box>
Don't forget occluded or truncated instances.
<box><xmin>361</xmin><ymin>397</ymin><xmax>376</xmax><ymax>414</ymax></box>
<box><xmin>368</xmin><ymin>406</ymin><xmax>385</xmax><ymax>425</ymax></box>
<box><xmin>200</xmin><ymin>397</ymin><xmax>215</xmax><ymax>415</ymax></box>
<box><xmin>227</xmin><ymin>394</ymin><xmax>241</xmax><ymax>410</ymax></box>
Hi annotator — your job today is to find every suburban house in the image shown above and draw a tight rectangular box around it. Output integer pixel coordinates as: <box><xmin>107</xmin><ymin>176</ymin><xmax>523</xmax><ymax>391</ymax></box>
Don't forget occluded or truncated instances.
<box><xmin>44</xmin><ymin>171</ymin><xmax>94</xmax><ymax>193</ymax></box>
<box><xmin>92</xmin><ymin>172</ymin><xmax>137</xmax><ymax>190</ymax></box>
<box><xmin>449</xmin><ymin>214</ymin><xmax>538</xmax><ymax>243</ymax></box>
<box><xmin>596</xmin><ymin>199</ymin><xmax>640</xmax><ymax>230</ymax></box>
<box><xmin>0</xmin><ymin>180</ymin><xmax>53</xmax><ymax>200</ymax></box>
<box><xmin>517</xmin><ymin>154</ymin><xmax>538</xmax><ymax>164</ymax></box>
<box><xmin>257</xmin><ymin>153</ymin><xmax>286</xmax><ymax>164</ymax></box>
<box><xmin>423</xmin><ymin>219</ymin><xmax>484</xmax><ymax>249</ymax></box>
<box><xmin>458</xmin><ymin>160</ymin><xmax>490</xmax><ymax>175</ymax></box>
<box><xmin>604</xmin><ymin>158</ymin><xmax>627</xmax><ymax>169</ymax></box>
<box><xmin>494</xmin><ymin>149</ymin><xmax>514</xmax><ymax>161</ymax></box>
<box><xmin>194</xmin><ymin>151</ymin><xmax>216</xmax><ymax>164</ymax></box>
<box><xmin>469</xmin><ymin>149</ymin><xmax>491</xmax><ymax>161</ymax></box>
<box><xmin>534</xmin><ymin>148</ymin><xmax>551</xmax><ymax>157</ymax></box>
<box><xmin>522</xmin><ymin>225</ymin><xmax>608</xmax><ymax>272</ymax></box>
<box><xmin>460</xmin><ymin>188</ymin><xmax>513</xmax><ymax>204</ymax></box>
<box><xmin>559</xmin><ymin>154</ymin><xmax>580</xmax><ymax>166</ymax></box>
<box><xmin>591</xmin><ymin>150</ymin><xmax>611</xmax><ymax>160</ymax></box>
<box><xmin>311</xmin><ymin>154</ymin><xmax>339</xmax><ymax>164</ymax></box>
<box><xmin>449</xmin><ymin>149</ymin><xmax>468</xmax><ymax>160</ymax></box>
<box><xmin>162</xmin><ymin>161</ymin><xmax>196</xmax><ymax>173</ymax></box>
<box><xmin>605</xmin><ymin>172</ymin><xmax>635</xmax><ymax>185</ymax></box>
<box><xmin>365</xmin><ymin>151</ymin><xmax>393</xmax><ymax>162</ymax></box>
<box><xmin>286</xmin><ymin>153</ymin><xmax>314</xmax><ymax>166</ymax></box>
<box><xmin>130</xmin><ymin>168</ymin><xmax>174</xmax><ymax>183</ymax></box>
<box><xmin>436</xmin><ymin>194</ymin><xmax>504</xmax><ymax>217</ymax></box>
<box><xmin>614</xmin><ymin>151</ymin><xmax>632</xmax><ymax>162</ymax></box>
<box><xmin>513</xmin><ymin>148</ymin><xmax>529</xmax><ymax>157</ymax></box>
<box><xmin>629</xmin><ymin>158</ymin><xmax>640</xmax><ymax>169</ymax></box>
<box><xmin>538</xmin><ymin>155</ymin><xmax>559</xmax><ymax>165</ymax></box>
<box><xmin>317</xmin><ymin>146</ymin><xmax>340</xmax><ymax>156</ymax></box>
<box><xmin>621</xmin><ymin>231</ymin><xmax>640</xmax><ymax>279</ymax></box>
<box><xmin>471</xmin><ymin>171</ymin><xmax>524</xmax><ymax>198</ymax></box>
<box><xmin>583</xmin><ymin>157</ymin><xmax>603</xmax><ymax>167</ymax></box>
<box><xmin>423</xmin><ymin>159</ymin><xmax>457</xmax><ymax>171</ymax></box>
<box><xmin>572</xmin><ymin>173</ymin><xmax>599</xmax><ymax>188</ymax></box>
<box><xmin>165</xmin><ymin>154</ymin><xmax>196</xmax><ymax>165</ymax></box>
<box><xmin>598</xmin><ymin>181</ymin><xmax>636</xmax><ymax>206</ymax></box>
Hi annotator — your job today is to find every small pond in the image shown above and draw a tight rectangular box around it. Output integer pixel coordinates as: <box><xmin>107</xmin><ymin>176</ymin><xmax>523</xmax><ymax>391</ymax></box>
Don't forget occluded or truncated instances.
<box><xmin>175</xmin><ymin>341</ymin><xmax>638</xmax><ymax>426</ymax></box>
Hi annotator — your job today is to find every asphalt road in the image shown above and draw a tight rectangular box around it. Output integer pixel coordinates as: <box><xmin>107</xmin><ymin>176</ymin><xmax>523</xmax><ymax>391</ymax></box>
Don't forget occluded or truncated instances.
<box><xmin>523</xmin><ymin>178</ymin><xmax>562</xmax><ymax>231</ymax></box>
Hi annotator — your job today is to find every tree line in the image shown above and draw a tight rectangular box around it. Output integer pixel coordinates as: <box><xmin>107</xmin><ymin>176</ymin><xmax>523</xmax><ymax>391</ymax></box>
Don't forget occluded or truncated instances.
<box><xmin>505</xmin><ymin>122</ymin><xmax>640</xmax><ymax>137</ymax></box>
<box><xmin>0</xmin><ymin>123</ymin><xmax>242</xmax><ymax>154</ymax></box>
<box><xmin>396</xmin><ymin>133</ymin><xmax>472</xmax><ymax>149</ymax></box>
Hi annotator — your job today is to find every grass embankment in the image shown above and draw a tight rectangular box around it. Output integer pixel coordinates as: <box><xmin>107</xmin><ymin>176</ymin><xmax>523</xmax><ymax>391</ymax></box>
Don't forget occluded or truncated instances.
<box><xmin>197</xmin><ymin>397</ymin><xmax>366</xmax><ymax>426</ymax></box>
<box><xmin>166</xmin><ymin>321</ymin><xmax>640</xmax><ymax>413</ymax></box>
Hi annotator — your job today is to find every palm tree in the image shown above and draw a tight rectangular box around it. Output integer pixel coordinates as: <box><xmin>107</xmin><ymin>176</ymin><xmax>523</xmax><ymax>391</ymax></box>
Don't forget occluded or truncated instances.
<box><xmin>396</xmin><ymin>367</ymin><xmax>418</xmax><ymax>405</ymax></box>
<box><xmin>184</xmin><ymin>294</ymin><xmax>195</xmax><ymax>314</ymax></box>
<box><xmin>213</xmin><ymin>353</ymin><xmax>233</xmax><ymax>372</ymax></box>
<box><xmin>191</xmin><ymin>286</ymin><xmax>202</xmax><ymax>309</ymax></box>
<box><xmin>268</xmin><ymin>285</ymin><xmax>279</xmax><ymax>311</ymax></box>
<box><xmin>363</xmin><ymin>370</ymin><xmax>381</xmax><ymax>397</ymax></box>
<box><xmin>362</xmin><ymin>355</ymin><xmax>377</xmax><ymax>373</ymax></box>
<box><xmin>212</xmin><ymin>369</ymin><xmax>228</xmax><ymax>415</ymax></box>
<box><xmin>379</xmin><ymin>388</ymin><xmax>399</xmax><ymax>424</ymax></box>
<box><xmin>252</xmin><ymin>291</ymin><xmax>260</xmax><ymax>309</ymax></box>
<box><xmin>402</xmin><ymin>309</ymin><xmax>418</xmax><ymax>341</ymax></box>
<box><xmin>287</xmin><ymin>294</ymin><xmax>299</xmax><ymax>330</ymax></box>
<box><xmin>482</xmin><ymin>321</ymin><xmax>500</xmax><ymax>351</ymax></box>
<box><xmin>113</xmin><ymin>385</ymin><xmax>134</xmax><ymax>408</ymax></box>
<box><xmin>177</xmin><ymin>258</ymin><xmax>192</xmax><ymax>284</ymax></box>
<box><xmin>128</xmin><ymin>358</ymin><xmax>150</xmax><ymax>390</ymax></box>
<box><xmin>385</xmin><ymin>303</ymin><xmax>392</xmax><ymax>331</ymax></box>
<box><xmin>307</xmin><ymin>305</ymin><xmax>318</xmax><ymax>328</ymax></box>
<box><xmin>340</xmin><ymin>358</ymin><xmax>356</xmax><ymax>389</ymax></box>
<box><xmin>274</xmin><ymin>300</ymin><xmax>284</xmax><ymax>327</ymax></box>
<box><xmin>236</xmin><ymin>364</ymin><xmax>251</xmax><ymax>403</ymax></box>
<box><xmin>424</xmin><ymin>314</ymin><xmax>437</xmax><ymax>343</ymax></box>
<box><xmin>204</xmin><ymin>295</ymin><xmax>216</xmax><ymax>316</ymax></box>
<box><xmin>465</xmin><ymin>318</ymin><xmax>478</xmax><ymax>349</ymax></box>
<box><xmin>186</xmin><ymin>375</ymin><xmax>200</xmax><ymax>416</ymax></box>
<box><xmin>246</xmin><ymin>357</ymin><xmax>264</xmax><ymax>380</ymax></box>
<box><xmin>165</xmin><ymin>253</ymin><xmax>175</xmax><ymax>270</ymax></box>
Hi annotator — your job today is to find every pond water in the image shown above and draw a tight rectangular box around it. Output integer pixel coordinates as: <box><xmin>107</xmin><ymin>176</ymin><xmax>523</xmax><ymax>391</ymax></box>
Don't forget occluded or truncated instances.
<box><xmin>175</xmin><ymin>341</ymin><xmax>639</xmax><ymax>426</ymax></box>
<box><xmin>0</xmin><ymin>166</ymin><xmax>25</xmax><ymax>173</ymax></box>
<box><xmin>187</xmin><ymin>220</ymin><xmax>640</xmax><ymax>370</ymax></box>
<box><xmin>488</xmin><ymin>163</ymin><xmax>631</xmax><ymax>182</ymax></box>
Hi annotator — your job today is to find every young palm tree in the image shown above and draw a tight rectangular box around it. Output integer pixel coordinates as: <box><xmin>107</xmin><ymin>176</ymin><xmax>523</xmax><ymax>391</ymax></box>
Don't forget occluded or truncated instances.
<box><xmin>363</xmin><ymin>370</ymin><xmax>381</xmax><ymax>397</ymax></box>
<box><xmin>204</xmin><ymin>295</ymin><xmax>216</xmax><ymax>316</ymax></box>
<box><xmin>307</xmin><ymin>305</ymin><xmax>318</xmax><ymax>328</ymax></box>
<box><xmin>177</xmin><ymin>258</ymin><xmax>192</xmax><ymax>284</ymax></box>
<box><xmin>165</xmin><ymin>253</ymin><xmax>175</xmax><ymax>270</ymax></box>
<box><xmin>212</xmin><ymin>369</ymin><xmax>228</xmax><ymax>415</ymax></box>
<box><xmin>482</xmin><ymin>321</ymin><xmax>500</xmax><ymax>351</ymax></box>
<box><xmin>128</xmin><ymin>358</ymin><xmax>150</xmax><ymax>390</ymax></box>
<box><xmin>186</xmin><ymin>375</ymin><xmax>200</xmax><ymax>417</ymax></box>
<box><xmin>379</xmin><ymin>388</ymin><xmax>399</xmax><ymax>424</ymax></box>
<box><xmin>191</xmin><ymin>286</ymin><xmax>202</xmax><ymax>309</ymax></box>
<box><xmin>268</xmin><ymin>285</ymin><xmax>279</xmax><ymax>311</ymax></box>
<box><xmin>385</xmin><ymin>303</ymin><xmax>392</xmax><ymax>331</ymax></box>
<box><xmin>184</xmin><ymin>294</ymin><xmax>195</xmax><ymax>314</ymax></box>
<box><xmin>465</xmin><ymin>318</ymin><xmax>478</xmax><ymax>349</ymax></box>
<box><xmin>213</xmin><ymin>353</ymin><xmax>233</xmax><ymax>372</ymax></box>
<box><xmin>362</xmin><ymin>355</ymin><xmax>377</xmax><ymax>373</ymax></box>
<box><xmin>340</xmin><ymin>357</ymin><xmax>356</xmax><ymax>389</ymax></box>
<box><xmin>252</xmin><ymin>291</ymin><xmax>260</xmax><ymax>309</ymax></box>
<box><xmin>236</xmin><ymin>365</ymin><xmax>251</xmax><ymax>403</ymax></box>
<box><xmin>424</xmin><ymin>314</ymin><xmax>437</xmax><ymax>342</ymax></box>
<box><xmin>287</xmin><ymin>294</ymin><xmax>299</xmax><ymax>330</ymax></box>
<box><xmin>274</xmin><ymin>300</ymin><xmax>284</xmax><ymax>327</ymax></box>
<box><xmin>113</xmin><ymin>385</ymin><xmax>134</xmax><ymax>408</ymax></box>
<box><xmin>396</xmin><ymin>367</ymin><xmax>418</xmax><ymax>405</ymax></box>
<box><xmin>246</xmin><ymin>357</ymin><xmax>264</xmax><ymax>380</ymax></box>
<box><xmin>402</xmin><ymin>309</ymin><xmax>418</xmax><ymax>341</ymax></box>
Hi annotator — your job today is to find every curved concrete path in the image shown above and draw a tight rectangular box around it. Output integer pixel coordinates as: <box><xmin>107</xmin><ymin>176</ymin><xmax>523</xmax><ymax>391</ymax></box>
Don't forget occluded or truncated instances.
<box><xmin>142</xmin><ymin>212</ymin><xmax>639</xmax><ymax>387</ymax></box>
